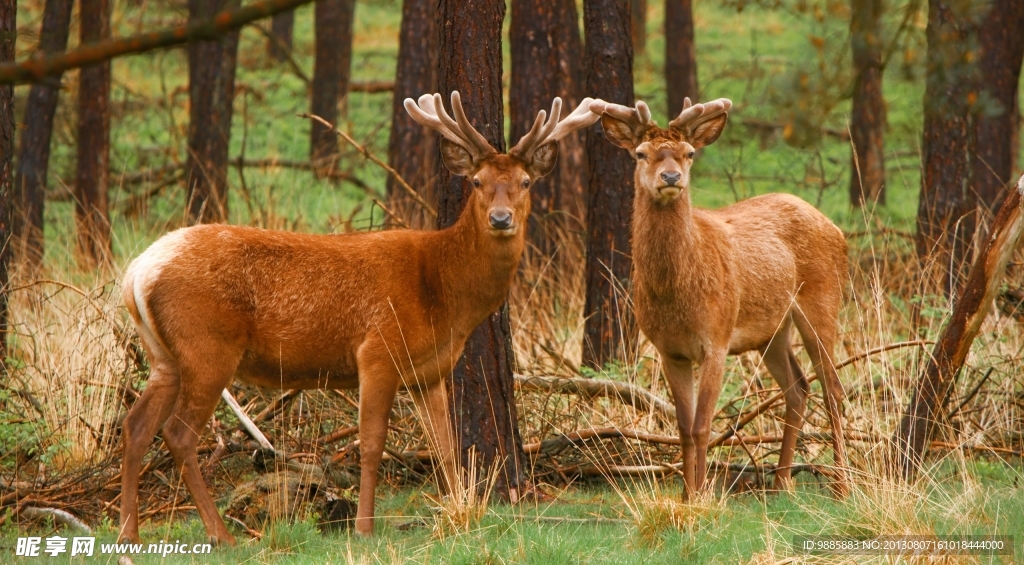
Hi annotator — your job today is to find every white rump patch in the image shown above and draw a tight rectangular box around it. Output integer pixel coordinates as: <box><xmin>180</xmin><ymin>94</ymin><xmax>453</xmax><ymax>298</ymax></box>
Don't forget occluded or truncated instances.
<box><xmin>124</xmin><ymin>229</ymin><xmax>189</xmax><ymax>348</ymax></box>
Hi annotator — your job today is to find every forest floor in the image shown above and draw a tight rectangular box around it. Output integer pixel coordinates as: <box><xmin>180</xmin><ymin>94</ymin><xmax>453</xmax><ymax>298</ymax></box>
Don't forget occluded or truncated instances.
<box><xmin>2</xmin><ymin>0</ymin><xmax>1024</xmax><ymax>563</ymax></box>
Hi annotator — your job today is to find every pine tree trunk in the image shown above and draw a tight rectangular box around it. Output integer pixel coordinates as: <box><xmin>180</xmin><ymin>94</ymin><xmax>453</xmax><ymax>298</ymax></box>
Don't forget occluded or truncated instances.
<box><xmin>76</xmin><ymin>0</ymin><xmax>112</xmax><ymax>268</ymax></box>
<box><xmin>582</xmin><ymin>0</ymin><xmax>637</xmax><ymax>370</ymax></box>
<box><xmin>849</xmin><ymin>0</ymin><xmax>886</xmax><ymax>206</ymax></box>
<box><xmin>310</xmin><ymin>0</ymin><xmax>354</xmax><ymax>176</ymax></box>
<box><xmin>14</xmin><ymin>0</ymin><xmax>73</xmax><ymax>267</ymax></box>
<box><xmin>386</xmin><ymin>0</ymin><xmax>437</xmax><ymax>229</ymax></box>
<box><xmin>916</xmin><ymin>0</ymin><xmax>977</xmax><ymax>295</ymax></box>
<box><xmin>510</xmin><ymin>0</ymin><xmax>586</xmax><ymax>249</ymax></box>
<box><xmin>631</xmin><ymin>0</ymin><xmax>646</xmax><ymax>55</ymax></box>
<box><xmin>186</xmin><ymin>0</ymin><xmax>241</xmax><ymax>224</ymax></box>
<box><xmin>436</xmin><ymin>0</ymin><xmax>526</xmax><ymax>501</ymax></box>
<box><xmin>972</xmin><ymin>0</ymin><xmax>1024</xmax><ymax>217</ymax></box>
<box><xmin>665</xmin><ymin>0</ymin><xmax>698</xmax><ymax>118</ymax></box>
<box><xmin>268</xmin><ymin>9</ymin><xmax>294</xmax><ymax>62</ymax></box>
<box><xmin>0</xmin><ymin>0</ymin><xmax>14</xmax><ymax>357</ymax></box>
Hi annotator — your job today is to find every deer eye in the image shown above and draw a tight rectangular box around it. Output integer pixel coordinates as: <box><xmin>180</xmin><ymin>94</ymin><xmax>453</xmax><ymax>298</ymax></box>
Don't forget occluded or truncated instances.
<box><xmin>686</xmin><ymin>151</ymin><xmax>696</xmax><ymax>159</ymax></box>
<box><xmin>521</xmin><ymin>178</ymin><xmax>530</xmax><ymax>188</ymax></box>
<box><xmin>473</xmin><ymin>178</ymin><xmax>481</xmax><ymax>187</ymax></box>
<box><xmin>636</xmin><ymin>151</ymin><xmax>647</xmax><ymax>160</ymax></box>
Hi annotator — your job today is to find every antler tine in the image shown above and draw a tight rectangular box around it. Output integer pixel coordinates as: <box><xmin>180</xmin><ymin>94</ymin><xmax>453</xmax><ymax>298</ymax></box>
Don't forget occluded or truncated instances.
<box><xmin>405</xmin><ymin>93</ymin><xmax>473</xmax><ymax>150</ymax></box>
<box><xmin>547</xmin><ymin>97</ymin><xmax>600</xmax><ymax>142</ymax></box>
<box><xmin>589</xmin><ymin>99</ymin><xmax>654</xmax><ymax>136</ymax></box>
<box><xmin>669</xmin><ymin>97</ymin><xmax>733</xmax><ymax>133</ymax></box>
<box><xmin>510</xmin><ymin>97</ymin><xmax>601</xmax><ymax>161</ymax></box>
<box><xmin>509</xmin><ymin>98</ymin><xmax>555</xmax><ymax>160</ymax></box>
<box><xmin>447</xmin><ymin>91</ymin><xmax>497</xmax><ymax>159</ymax></box>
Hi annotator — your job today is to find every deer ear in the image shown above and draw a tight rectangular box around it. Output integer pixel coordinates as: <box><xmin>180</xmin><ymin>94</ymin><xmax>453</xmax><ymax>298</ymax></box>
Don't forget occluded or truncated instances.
<box><xmin>689</xmin><ymin>113</ymin><xmax>728</xmax><ymax>148</ymax></box>
<box><xmin>526</xmin><ymin>142</ymin><xmax>559</xmax><ymax>178</ymax></box>
<box><xmin>439</xmin><ymin>137</ymin><xmax>477</xmax><ymax>176</ymax></box>
<box><xmin>600</xmin><ymin>114</ymin><xmax>640</xmax><ymax>149</ymax></box>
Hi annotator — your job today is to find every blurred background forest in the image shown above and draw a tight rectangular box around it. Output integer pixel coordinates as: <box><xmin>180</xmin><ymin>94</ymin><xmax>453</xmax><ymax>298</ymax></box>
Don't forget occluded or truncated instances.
<box><xmin>0</xmin><ymin>0</ymin><xmax>1023</xmax><ymax>562</ymax></box>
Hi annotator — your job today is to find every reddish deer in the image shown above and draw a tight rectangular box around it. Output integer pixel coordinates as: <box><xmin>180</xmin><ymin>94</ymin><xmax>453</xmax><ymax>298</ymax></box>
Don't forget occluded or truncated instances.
<box><xmin>590</xmin><ymin>97</ymin><xmax>849</xmax><ymax>497</ymax></box>
<box><xmin>117</xmin><ymin>92</ymin><xmax>600</xmax><ymax>544</ymax></box>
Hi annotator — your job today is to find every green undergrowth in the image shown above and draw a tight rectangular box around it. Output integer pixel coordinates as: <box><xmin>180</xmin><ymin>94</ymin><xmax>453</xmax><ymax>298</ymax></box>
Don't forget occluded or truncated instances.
<box><xmin>3</xmin><ymin>459</ymin><xmax>1021</xmax><ymax>564</ymax></box>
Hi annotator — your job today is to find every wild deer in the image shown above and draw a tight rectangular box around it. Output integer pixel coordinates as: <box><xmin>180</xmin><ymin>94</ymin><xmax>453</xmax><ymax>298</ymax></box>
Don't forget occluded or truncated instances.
<box><xmin>589</xmin><ymin>97</ymin><xmax>849</xmax><ymax>497</ymax></box>
<box><xmin>117</xmin><ymin>92</ymin><xmax>600</xmax><ymax>544</ymax></box>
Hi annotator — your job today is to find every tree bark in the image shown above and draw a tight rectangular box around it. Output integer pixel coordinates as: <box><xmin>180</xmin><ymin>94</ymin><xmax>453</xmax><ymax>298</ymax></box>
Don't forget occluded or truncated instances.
<box><xmin>896</xmin><ymin>173</ymin><xmax>1024</xmax><ymax>479</ymax></box>
<box><xmin>582</xmin><ymin>0</ymin><xmax>637</xmax><ymax>371</ymax></box>
<box><xmin>972</xmin><ymin>0</ymin><xmax>1024</xmax><ymax>217</ymax></box>
<box><xmin>0</xmin><ymin>0</ymin><xmax>14</xmax><ymax>357</ymax></box>
<box><xmin>665</xmin><ymin>0</ymin><xmax>698</xmax><ymax>118</ymax></box>
<box><xmin>14</xmin><ymin>0</ymin><xmax>73</xmax><ymax>267</ymax></box>
<box><xmin>915</xmin><ymin>0</ymin><xmax>978</xmax><ymax>295</ymax></box>
<box><xmin>309</xmin><ymin>0</ymin><xmax>354</xmax><ymax>175</ymax></box>
<box><xmin>386</xmin><ymin>0</ymin><xmax>437</xmax><ymax>229</ymax></box>
<box><xmin>510</xmin><ymin>0</ymin><xmax>587</xmax><ymax>249</ymax></box>
<box><xmin>267</xmin><ymin>9</ymin><xmax>294</xmax><ymax>62</ymax></box>
<box><xmin>186</xmin><ymin>0</ymin><xmax>241</xmax><ymax>224</ymax></box>
<box><xmin>631</xmin><ymin>0</ymin><xmax>645</xmax><ymax>55</ymax></box>
<box><xmin>849</xmin><ymin>0</ymin><xmax>886</xmax><ymax>206</ymax></box>
<box><xmin>436</xmin><ymin>0</ymin><xmax>526</xmax><ymax>501</ymax></box>
<box><xmin>76</xmin><ymin>0</ymin><xmax>112</xmax><ymax>268</ymax></box>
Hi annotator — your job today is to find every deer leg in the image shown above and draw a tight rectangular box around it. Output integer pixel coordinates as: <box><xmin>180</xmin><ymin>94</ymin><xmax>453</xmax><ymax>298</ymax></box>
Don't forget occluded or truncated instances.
<box><xmin>662</xmin><ymin>357</ymin><xmax>696</xmax><ymax>497</ymax></box>
<box><xmin>692</xmin><ymin>349</ymin><xmax>727</xmax><ymax>494</ymax></box>
<box><xmin>119</xmin><ymin>362</ymin><xmax>180</xmax><ymax>544</ymax></box>
<box><xmin>760</xmin><ymin>328</ymin><xmax>808</xmax><ymax>492</ymax></box>
<box><xmin>410</xmin><ymin>381</ymin><xmax>457</xmax><ymax>496</ymax></box>
<box><xmin>161</xmin><ymin>362</ymin><xmax>239</xmax><ymax>547</ymax></box>
<box><xmin>793</xmin><ymin>303</ymin><xmax>849</xmax><ymax>497</ymax></box>
<box><xmin>353</xmin><ymin>355</ymin><xmax>401</xmax><ymax>536</ymax></box>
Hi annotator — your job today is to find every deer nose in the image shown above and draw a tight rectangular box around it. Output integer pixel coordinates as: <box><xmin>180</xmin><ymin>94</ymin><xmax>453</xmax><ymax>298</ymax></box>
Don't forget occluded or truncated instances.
<box><xmin>489</xmin><ymin>210</ymin><xmax>513</xmax><ymax>230</ymax></box>
<box><xmin>661</xmin><ymin>171</ymin><xmax>682</xmax><ymax>186</ymax></box>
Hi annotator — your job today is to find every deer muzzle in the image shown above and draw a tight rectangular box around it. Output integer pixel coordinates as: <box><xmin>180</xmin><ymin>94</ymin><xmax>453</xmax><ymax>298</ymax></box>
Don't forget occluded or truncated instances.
<box><xmin>489</xmin><ymin>209</ymin><xmax>514</xmax><ymax>232</ymax></box>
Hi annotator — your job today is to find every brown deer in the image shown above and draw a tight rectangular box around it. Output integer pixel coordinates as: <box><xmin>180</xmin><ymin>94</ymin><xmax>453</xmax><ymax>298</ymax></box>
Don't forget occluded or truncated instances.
<box><xmin>589</xmin><ymin>97</ymin><xmax>849</xmax><ymax>497</ymax></box>
<box><xmin>117</xmin><ymin>92</ymin><xmax>601</xmax><ymax>544</ymax></box>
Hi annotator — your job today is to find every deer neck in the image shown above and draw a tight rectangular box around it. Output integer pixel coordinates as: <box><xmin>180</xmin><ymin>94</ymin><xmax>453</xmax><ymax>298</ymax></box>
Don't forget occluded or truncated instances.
<box><xmin>434</xmin><ymin>196</ymin><xmax>524</xmax><ymax>325</ymax></box>
<box><xmin>632</xmin><ymin>187</ymin><xmax>704</xmax><ymax>297</ymax></box>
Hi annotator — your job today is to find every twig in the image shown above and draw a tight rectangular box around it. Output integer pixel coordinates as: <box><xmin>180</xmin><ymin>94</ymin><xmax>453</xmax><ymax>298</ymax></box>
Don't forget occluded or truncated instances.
<box><xmin>0</xmin><ymin>0</ymin><xmax>320</xmax><ymax>83</ymax></box>
<box><xmin>316</xmin><ymin>425</ymin><xmax>359</xmax><ymax>445</ymax></box>
<box><xmin>947</xmin><ymin>367</ymin><xmax>995</xmax><ymax>421</ymax></box>
<box><xmin>253</xmin><ymin>389</ymin><xmax>301</xmax><ymax>424</ymax></box>
<box><xmin>300</xmin><ymin>113</ymin><xmax>437</xmax><ymax>218</ymax></box>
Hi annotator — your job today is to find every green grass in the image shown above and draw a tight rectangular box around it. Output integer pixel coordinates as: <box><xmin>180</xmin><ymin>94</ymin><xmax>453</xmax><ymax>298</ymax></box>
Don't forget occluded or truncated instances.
<box><xmin>4</xmin><ymin>459</ymin><xmax>1022</xmax><ymax>564</ymax></box>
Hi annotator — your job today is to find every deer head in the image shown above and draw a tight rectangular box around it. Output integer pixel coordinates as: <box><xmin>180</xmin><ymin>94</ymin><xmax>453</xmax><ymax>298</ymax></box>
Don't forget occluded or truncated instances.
<box><xmin>590</xmin><ymin>97</ymin><xmax>732</xmax><ymax>205</ymax></box>
<box><xmin>405</xmin><ymin>91</ymin><xmax>600</xmax><ymax>236</ymax></box>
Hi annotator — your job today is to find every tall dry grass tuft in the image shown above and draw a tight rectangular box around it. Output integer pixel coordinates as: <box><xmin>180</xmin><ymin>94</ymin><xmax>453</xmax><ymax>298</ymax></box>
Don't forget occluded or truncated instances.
<box><xmin>5</xmin><ymin>262</ymin><xmax>135</xmax><ymax>472</ymax></box>
<box><xmin>426</xmin><ymin>448</ymin><xmax>499</xmax><ymax>539</ymax></box>
<box><xmin>613</xmin><ymin>478</ymin><xmax>727</xmax><ymax>547</ymax></box>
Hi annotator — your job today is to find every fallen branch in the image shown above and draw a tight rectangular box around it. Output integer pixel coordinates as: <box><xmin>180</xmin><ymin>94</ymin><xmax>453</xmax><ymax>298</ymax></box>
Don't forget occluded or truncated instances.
<box><xmin>21</xmin><ymin>507</ymin><xmax>92</xmax><ymax>534</ymax></box>
<box><xmin>523</xmin><ymin>427</ymin><xmax>882</xmax><ymax>455</ymax></box>
<box><xmin>575</xmin><ymin>461</ymin><xmax>830</xmax><ymax>479</ymax></box>
<box><xmin>711</xmin><ymin>339</ymin><xmax>934</xmax><ymax>447</ymax></box>
<box><xmin>0</xmin><ymin>0</ymin><xmax>318</xmax><ymax>83</ymax></box>
<box><xmin>895</xmin><ymin>173</ymin><xmax>1024</xmax><ymax>478</ymax></box>
<box><xmin>514</xmin><ymin>374</ymin><xmax>676</xmax><ymax>421</ymax></box>
<box><xmin>221</xmin><ymin>388</ymin><xmax>275</xmax><ymax>452</ymax></box>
